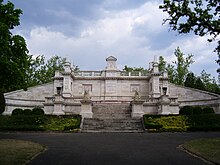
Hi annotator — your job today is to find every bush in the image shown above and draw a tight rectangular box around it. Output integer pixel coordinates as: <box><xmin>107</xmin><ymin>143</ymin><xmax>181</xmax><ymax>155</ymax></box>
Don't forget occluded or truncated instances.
<box><xmin>193</xmin><ymin>106</ymin><xmax>203</xmax><ymax>114</ymax></box>
<box><xmin>144</xmin><ymin>122</ymin><xmax>163</xmax><ymax>129</ymax></box>
<box><xmin>23</xmin><ymin>109</ymin><xmax>32</xmax><ymax>115</ymax></box>
<box><xmin>203</xmin><ymin>107</ymin><xmax>215</xmax><ymax>114</ymax></box>
<box><xmin>32</xmin><ymin>107</ymin><xmax>44</xmax><ymax>116</ymax></box>
<box><xmin>180</xmin><ymin>106</ymin><xmax>214</xmax><ymax>115</ymax></box>
<box><xmin>0</xmin><ymin>92</ymin><xmax>5</xmax><ymax>114</ymax></box>
<box><xmin>0</xmin><ymin>114</ymin><xmax>82</xmax><ymax>131</ymax></box>
<box><xmin>12</xmin><ymin>108</ymin><xmax>24</xmax><ymax>116</ymax></box>
<box><xmin>143</xmin><ymin>114</ymin><xmax>220</xmax><ymax>132</ymax></box>
<box><xmin>179</xmin><ymin>106</ymin><xmax>193</xmax><ymax>115</ymax></box>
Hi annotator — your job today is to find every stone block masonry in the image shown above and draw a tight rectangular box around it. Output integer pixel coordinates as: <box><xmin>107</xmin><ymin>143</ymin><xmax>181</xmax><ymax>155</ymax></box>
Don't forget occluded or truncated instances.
<box><xmin>3</xmin><ymin>56</ymin><xmax>220</xmax><ymax>116</ymax></box>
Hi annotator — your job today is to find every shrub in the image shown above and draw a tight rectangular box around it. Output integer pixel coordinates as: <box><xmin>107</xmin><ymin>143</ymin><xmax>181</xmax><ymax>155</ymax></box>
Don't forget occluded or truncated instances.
<box><xmin>193</xmin><ymin>106</ymin><xmax>203</xmax><ymax>114</ymax></box>
<box><xmin>203</xmin><ymin>107</ymin><xmax>215</xmax><ymax>114</ymax></box>
<box><xmin>32</xmin><ymin>107</ymin><xmax>44</xmax><ymax>116</ymax></box>
<box><xmin>0</xmin><ymin>92</ymin><xmax>5</xmax><ymax>114</ymax></box>
<box><xmin>12</xmin><ymin>108</ymin><xmax>24</xmax><ymax>116</ymax></box>
<box><xmin>179</xmin><ymin>106</ymin><xmax>193</xmax><ymax>115</ymax></box>
<box><xmin>23</xmin><ymin>109</ymin><xmax>32</xmax><ymax>115</ymax></box>
<box><xmin>145</xmin><ymin>122</ymin><xmax>163</xmax><ymax>129</ymax></box>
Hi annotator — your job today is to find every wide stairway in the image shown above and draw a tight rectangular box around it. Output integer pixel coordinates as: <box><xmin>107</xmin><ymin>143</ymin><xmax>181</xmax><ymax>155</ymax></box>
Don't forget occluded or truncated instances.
<box><xmin>82</xmin><ymin>103</ymin><xmax>144</xmax><ymax>132</ymax></box>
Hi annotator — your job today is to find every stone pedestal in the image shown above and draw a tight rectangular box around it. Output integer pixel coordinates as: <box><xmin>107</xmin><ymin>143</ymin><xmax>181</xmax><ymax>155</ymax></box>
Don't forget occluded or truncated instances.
<box><xmin>132</xmin><ymin>100</ymin><xmax>144</xmax><ymax>118</ymax></box>
<box><xmin>80</xmin><ymin>100</ymin><xmax>93</xmax><ymax>118</ymax></box>
<box><xmin>158</xmin><ymin>95</ymin><xmax>170</xmax><ymax>115</ymax></box>
<box><xmin>53</xmin><ymin>95</ymin><xmax>65</xmax><ymax>115</ymax></box>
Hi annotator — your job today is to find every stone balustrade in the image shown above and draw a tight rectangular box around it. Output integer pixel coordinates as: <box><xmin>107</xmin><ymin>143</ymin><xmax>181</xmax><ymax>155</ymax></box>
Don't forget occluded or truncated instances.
<box><xmin>74</xmin><ymin>71</ymin><xmax>149</xmax><ymax>77</ymax></box>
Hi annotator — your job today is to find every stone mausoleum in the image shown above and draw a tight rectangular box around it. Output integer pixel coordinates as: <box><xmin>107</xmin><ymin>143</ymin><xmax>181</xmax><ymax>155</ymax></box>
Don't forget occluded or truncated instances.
<box><xmin>4</xmin><ymin>56</ymin><xmax>220</xmax><ymax>118</ymax></box>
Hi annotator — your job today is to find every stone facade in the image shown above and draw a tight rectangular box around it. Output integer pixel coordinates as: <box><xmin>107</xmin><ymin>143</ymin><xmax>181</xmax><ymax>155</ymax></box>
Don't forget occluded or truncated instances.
<box><xmin>3</xmin><ymin>56</ymin><xmax>220</xmax><ymax>117</ymax></box>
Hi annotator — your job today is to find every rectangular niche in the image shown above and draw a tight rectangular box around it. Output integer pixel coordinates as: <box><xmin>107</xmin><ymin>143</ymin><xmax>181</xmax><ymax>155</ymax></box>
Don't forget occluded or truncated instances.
<box><xmin>106</xmin><ymin>81</ymin><xmax>117</xmax><ymax>94</ymax></box>
<box><xmin>130</xmin><ymin>84</ymin><xmax>140</xmax><ymax>93</ymax></box>
<box><xmin>83</xmin><ymin>84</ymin><xmax>92</xmax><ymax>93</ymax></box>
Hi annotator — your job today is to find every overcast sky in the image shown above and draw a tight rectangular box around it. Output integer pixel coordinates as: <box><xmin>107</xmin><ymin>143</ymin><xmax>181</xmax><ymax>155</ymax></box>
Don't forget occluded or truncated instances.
<box><xmin>10</xmin><ymin>0</ymin><xmax>219</xmax><ymax>78</ymax></box>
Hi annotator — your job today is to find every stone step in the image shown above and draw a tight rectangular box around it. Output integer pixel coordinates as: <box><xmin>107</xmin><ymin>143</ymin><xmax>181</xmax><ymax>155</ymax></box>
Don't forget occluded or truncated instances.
<box><xmin>93</xmin><ymin>114</ymin><xmax>131</xmax><ymax>119</ymax></box>
<box><xmin>82</xmin><ymin>118</ymin><xmax>144</xmax><ymax>132</ymax></box>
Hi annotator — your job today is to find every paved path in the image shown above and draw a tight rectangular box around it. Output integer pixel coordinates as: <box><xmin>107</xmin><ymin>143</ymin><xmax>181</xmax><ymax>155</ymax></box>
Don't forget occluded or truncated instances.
<box><xmin>0</xmin><ymin>132</ymin><xmax>219</xmax><ymax>165</ymax></box>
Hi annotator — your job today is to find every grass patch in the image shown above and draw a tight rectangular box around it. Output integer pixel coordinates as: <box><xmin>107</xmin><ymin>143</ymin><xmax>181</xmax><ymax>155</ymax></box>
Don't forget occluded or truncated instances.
<box><xmin>0</xmin><ymin>139</ymin><xmax>45</xmax><ymax>165</ymax></box>
<box><xmin>0</xmin><ymin>115</ymin><xmax>81</xmax><ymax>131</ymax></box>
<box><xmin>183</xmin><ymin>138</ymin><xmax>220</xmax><ymax>164</ymax></box>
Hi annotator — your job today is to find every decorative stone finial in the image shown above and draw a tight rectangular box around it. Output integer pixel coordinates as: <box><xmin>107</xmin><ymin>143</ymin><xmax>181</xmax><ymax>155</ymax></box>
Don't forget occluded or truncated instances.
<box><xmin>105</xmin><ymin>56</ymin><xmax>117</xmax><ymax>70</ymax></box>
<box><xmin>64</xmin><ymin>61</ymin><xmax>71</xmax><ymax>72</ymax></box>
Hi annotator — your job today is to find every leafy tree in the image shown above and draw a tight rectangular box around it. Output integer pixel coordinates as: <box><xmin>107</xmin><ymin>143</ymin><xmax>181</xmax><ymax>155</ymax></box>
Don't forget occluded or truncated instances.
<box><xmin>123</xmin><ymin>65</ymin><xmax>147</xmax><ymax>72</ymax></box>
<box><xmin>173</xmin><ymin>47</ymin><xmax>194</xmax><ymax>85</ymax></box>
<box><xmin>159</xmin><ymin>0</ymin><xmax>220</xmax><ymax>57</ymax></box>
<box><xmin>184</xmin><ymin>72</ymin><xmax>196</xmax><ymax>88</ymax></box>
<box><xmin>0</xmin><ymin>0</ymin><xmax>30</xmax><ymax>93</ymax></box>
<box><xmin>166</xmin><ymin>64</ymin><xmax>175</xmax><ymax>83</ymax></box>
<box><xmin>26</xmin><ymin>55</ymin><xmax>67</xmax><ymax>87</ymax></box>
<box><xmin>200</xmin><ymin>70</ymin><xmax>220</xmax><ymax>94</ymax></box>
<box><xmin>195</xmin><ymin>77</ymin><xmax>205</xmax><ymax>90</ymax></box>
<box><xmin>158</xmin><ymin>56</ymin><xmax>167</xmax><ymax>72</ymax></box>
<box><xmin>158</xmin><ymin>48</ymin><xmax>194</xmax><ymax>85</ymax></box>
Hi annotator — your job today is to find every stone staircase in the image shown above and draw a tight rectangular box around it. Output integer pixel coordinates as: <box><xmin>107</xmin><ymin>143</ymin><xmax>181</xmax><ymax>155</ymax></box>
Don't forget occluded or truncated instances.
<box><xmin>82</xmin><ymin>103</ymin><xmax>144</xmax><ymax>132</ymax></box>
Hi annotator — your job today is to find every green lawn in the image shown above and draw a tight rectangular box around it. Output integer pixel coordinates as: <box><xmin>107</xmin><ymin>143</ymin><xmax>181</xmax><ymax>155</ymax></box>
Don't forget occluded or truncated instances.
<box><xmin>183</xmin><ymin>138</ymin><xmax>220</xmax><ymax>164</ymax></box>
<box><xmin>0</xmin><ymin>139</ymin><xmax>45</xmax><ymax>165</ymax></box>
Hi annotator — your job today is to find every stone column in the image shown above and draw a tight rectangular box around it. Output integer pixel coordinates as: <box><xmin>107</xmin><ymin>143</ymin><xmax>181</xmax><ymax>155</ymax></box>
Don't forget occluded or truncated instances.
<box><xmin>62</xmin><ymin>61</ymin><xmax>72</xmax><ymax>97</ymax></box>
<box><xmin>149</xmin><ymin>58</ymin><xmax>161</xmax><ymax>98</ymax></box>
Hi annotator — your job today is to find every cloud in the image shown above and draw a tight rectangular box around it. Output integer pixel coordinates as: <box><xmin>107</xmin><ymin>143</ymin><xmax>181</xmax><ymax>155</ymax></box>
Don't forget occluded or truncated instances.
<box><xmin>13</xmin><ymin>0</ymin><xmax>218</xmax><ymax>78</ymax></box>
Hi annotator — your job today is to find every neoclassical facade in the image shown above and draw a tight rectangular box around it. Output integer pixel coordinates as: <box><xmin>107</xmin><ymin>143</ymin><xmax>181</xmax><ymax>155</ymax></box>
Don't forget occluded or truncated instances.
<box><xmin>4</xmin><ymin>56</ymin><xmax>220</xmax><ymax>117</ymax></box>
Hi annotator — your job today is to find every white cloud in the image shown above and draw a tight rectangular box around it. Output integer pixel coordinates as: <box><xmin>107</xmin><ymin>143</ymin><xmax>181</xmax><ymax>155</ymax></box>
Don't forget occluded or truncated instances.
<box><xmin>17</xmin><ymin>1</ymin><xmax>218</xmax><ymax>78</ymax></box>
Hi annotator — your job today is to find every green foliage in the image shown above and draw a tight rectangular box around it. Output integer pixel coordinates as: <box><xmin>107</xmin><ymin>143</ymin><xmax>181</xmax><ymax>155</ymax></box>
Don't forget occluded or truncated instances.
<box><xmin>158</xmin><ymin>56</ymin><xmax>167</xmax><ymax>72</ymax></box>
<box><xmin>12</xmin><ymin>108</ymin><xmax>24</xmax><ymax>116</ymax></box>
<box><xmin>143</xmin><ymin>114</ymin><xmax>220</xmax><ymax>132</ymax></box>
<box><xmin>173</xmin><ymin>47</ymin><xmax>194</xmax><ymax>85</ymax></box>
<box><xmin>0</xmin><ymin>115</ymin><xmax>81</xmax><ymax>131</ymax></box>
<box><xmin>0</xmin><ymin>1</ymin><xmax>30</xmax><ymax>93</ymax></box>
<box><xmin>159</xmin><ymin>0</ymin><xmax>220</xmax><ymax>69</ymax></box>
<box><xmin>123</xmin><ymin>65</ymin><xmax>149</xmax><ymax>75</ymax></box>
<box><xmin>143</xmin><ymin>115</ymin><xmax>188</xmax><ymax>132</ymax></box>
<box><xmin>179</xmin><ymin>106</ymin><xmax>193</xmax><ymax>115</ymax></box>
<box><xmin>184</xmin><ymin>70</ymin><xmax>220</xmax><ymax>94</ymax></box>
<box><xmin>0</xmin><ymin>92</ymin><xmax>5</xmax><ymax>114</ymax></box>
<box><xmin>144</xmin><ymin>122</ymin><xmax>163</xmax><ymax>129</ymax></box>
<box><xmin>180</xmin><ymin>106</ymin><xmax>215</xmax><ymax>115</ymax></box>
<box><xmin>193</xmin><ymin>107</ymin><xmax>203</xmax><ymax>115</ymax></box>
<box><xmin>187</xmin><ymin>114</ymin><xmax>220</xmax><ymax>131</ymax></box>
<box><xmin>43</xmin><ymin>115</ymin><xmax>81</xmax><ymax>131</ymax></box>
<box><xmin>184</xmin><ymin>72</ymin><xmax>196</xmax><ymax>88</ymax></box>
<box><xmin>203</xmin><ymin>107</ymin><xmax>215</xmax><ymax>114</ymax></box>
<box><xmin>23</xmin><ymin>109</ymin><xmax>32</xmax><ymax>115</ymax></box>
<box><xmin>200</xmin><ymin>70</ymin><xmax>220</xmax><ymax>94</ymax></box>
<box><xmin>32</xmin><ymin>107</ymin><xmax>45</xmax><ymax>116</ymax></box>
<box><xmin>26</xmin><ymin>55</ymin><xmax>66</xmax><ymax>87</ymax></box>
<box><xmin>159</xmin><ymin>47</ymin><xmax>194</xmax><ymax>85</ymax></box>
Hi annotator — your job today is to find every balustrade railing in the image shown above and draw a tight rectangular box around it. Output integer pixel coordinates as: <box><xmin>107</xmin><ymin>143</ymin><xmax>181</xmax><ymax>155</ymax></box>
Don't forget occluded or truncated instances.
<box><xmin>74</xmin><ymin>71</ymin><xmax>149</xmax><ymax>77</ymax></box>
